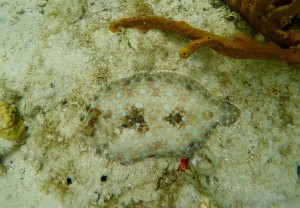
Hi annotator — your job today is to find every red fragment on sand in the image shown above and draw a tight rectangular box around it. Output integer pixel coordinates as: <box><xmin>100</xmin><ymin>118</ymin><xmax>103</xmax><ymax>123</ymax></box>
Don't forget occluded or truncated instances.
<box><xmin>178</xmin><ymin>158</ymin><xmax>189</xmax><ymax>172</ymax></box>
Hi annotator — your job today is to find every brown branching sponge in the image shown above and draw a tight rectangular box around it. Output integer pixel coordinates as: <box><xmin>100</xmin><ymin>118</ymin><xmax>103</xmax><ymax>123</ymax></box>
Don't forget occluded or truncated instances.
<box><xmin>109</xmin><ymin>16</ymin><xmax>300</xmax><ymax>65</ymax></box>
<box><xmin>224</xmin><ymin>0</ymin><xmax>300</xmax><ymax>48</ymax></box>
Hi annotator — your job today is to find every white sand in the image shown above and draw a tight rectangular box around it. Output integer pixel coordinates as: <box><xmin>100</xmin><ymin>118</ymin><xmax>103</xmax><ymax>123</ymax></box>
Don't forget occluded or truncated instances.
<box><xmin>0</xmin><ymin>0</ymin><xmax>299</xmax><ymax>207</ymax></box>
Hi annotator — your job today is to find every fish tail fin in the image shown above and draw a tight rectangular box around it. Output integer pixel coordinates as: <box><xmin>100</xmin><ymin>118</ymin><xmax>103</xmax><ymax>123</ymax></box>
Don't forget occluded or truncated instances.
<box><xmin>218</xmin><ymin>100</ymin><xmax>241</xmax><ymax>127</ymax></box>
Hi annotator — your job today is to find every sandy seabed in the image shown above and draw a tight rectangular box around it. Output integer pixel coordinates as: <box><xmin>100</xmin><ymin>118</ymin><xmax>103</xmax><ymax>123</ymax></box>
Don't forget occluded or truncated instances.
<box><xmin>0</xmin><ymin>0</ymin><xmax>299</xmax><ymax>207</ymax></box>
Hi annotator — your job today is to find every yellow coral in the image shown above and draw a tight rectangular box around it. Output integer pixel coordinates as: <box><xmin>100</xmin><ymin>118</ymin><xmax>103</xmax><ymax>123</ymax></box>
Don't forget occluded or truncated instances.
<box><xmin>0</xmin><ymin>100</ymin><xmax>25</xmax><ymax>142</ymax></box>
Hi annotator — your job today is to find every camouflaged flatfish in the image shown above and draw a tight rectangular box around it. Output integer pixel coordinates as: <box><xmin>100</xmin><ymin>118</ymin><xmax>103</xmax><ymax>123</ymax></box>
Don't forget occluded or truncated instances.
<box><xmin>82</xmin><ymin>72</ymin><xmax>240</xmax><ymax>163</ymax></box>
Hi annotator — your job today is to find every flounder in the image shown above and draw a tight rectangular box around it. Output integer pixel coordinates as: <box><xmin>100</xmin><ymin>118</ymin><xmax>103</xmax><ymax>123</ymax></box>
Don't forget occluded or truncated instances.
<box><xmin>82</xmin><ymin>72</ymin><xmax>240</xmax><ymax>163</ymax></box>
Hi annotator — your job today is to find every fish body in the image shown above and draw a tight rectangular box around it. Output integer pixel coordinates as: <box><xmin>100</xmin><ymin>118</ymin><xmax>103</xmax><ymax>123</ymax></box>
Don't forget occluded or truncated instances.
<box><xmin>82</xmin><ymin>72</ymin><xmax>240</xmax><ymax>163</ymax></box>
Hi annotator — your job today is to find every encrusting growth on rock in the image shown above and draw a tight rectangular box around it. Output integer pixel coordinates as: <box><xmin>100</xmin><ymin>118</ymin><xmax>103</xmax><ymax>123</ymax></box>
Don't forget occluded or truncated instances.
<box><xmin>109</xmin><ymin>16</ymin><xmax>300</xmax><ymax>65</ymax></box>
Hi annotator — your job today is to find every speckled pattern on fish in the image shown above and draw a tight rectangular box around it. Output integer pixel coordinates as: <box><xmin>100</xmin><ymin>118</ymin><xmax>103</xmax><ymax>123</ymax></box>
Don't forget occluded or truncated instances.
<box><xmin>82</xmin><ymin>72</ymin><xmax>240</xmax><ymax>163</ymax></box>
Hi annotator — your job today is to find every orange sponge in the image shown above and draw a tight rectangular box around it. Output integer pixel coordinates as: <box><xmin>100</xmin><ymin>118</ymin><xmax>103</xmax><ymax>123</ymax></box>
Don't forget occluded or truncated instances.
<box><xmin>109</xmin><ymin>16</ymin><xmax>300</xmax><ymax>65</ymax></box>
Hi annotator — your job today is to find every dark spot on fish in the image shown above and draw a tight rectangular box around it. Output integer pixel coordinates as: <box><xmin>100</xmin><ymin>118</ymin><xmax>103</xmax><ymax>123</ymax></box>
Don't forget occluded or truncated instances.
<box><xmin>120</xmin><ymin>106</ymin><xmax>149</xmax><ymax>133</ymax></box>
<box><xmin>185</xmin><ymin>83</ymin><xmax>193</xmax><ymax>91</ymax></box>
<box><xmin>163</xmin><ymin>107</ymin><xmax>185</xmax><ymax>128</ymax></box>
